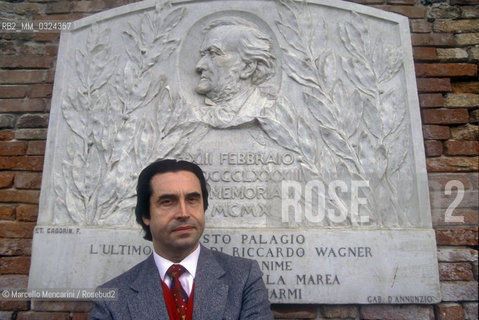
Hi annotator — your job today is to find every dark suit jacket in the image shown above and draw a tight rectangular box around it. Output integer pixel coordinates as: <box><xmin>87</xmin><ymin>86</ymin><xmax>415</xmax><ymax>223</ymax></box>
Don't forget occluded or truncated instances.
<box><xmin>89</xmin><ymin>245</ymin><xmax>274</xmax><ymax>320</ymax></box>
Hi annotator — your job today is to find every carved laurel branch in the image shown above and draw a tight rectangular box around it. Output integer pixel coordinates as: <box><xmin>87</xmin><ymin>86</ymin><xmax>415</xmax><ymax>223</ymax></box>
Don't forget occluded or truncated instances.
<box><xmin>56</xmin><ymin>2</ymin><xmax>191</xmax><ymax>225</ymax></box>
<box><xmin>270</xmin><ymin>0</ymin><xmax>413</xmax><ymax>227</ymax></box>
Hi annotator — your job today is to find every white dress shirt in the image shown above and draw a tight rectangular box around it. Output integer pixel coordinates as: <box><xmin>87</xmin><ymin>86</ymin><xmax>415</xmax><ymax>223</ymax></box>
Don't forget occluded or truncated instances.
<box><xmin>152</xmin><ymin>245</ymin><xmax>200</xmax><ymax>296</ymax></box>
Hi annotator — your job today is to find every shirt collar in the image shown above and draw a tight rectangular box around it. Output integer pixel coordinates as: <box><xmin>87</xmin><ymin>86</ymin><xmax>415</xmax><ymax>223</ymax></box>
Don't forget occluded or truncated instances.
<box><xmin>153</xmin><ymin>245</ymin><xmax>201</xmax><ymax>281</ymax></box>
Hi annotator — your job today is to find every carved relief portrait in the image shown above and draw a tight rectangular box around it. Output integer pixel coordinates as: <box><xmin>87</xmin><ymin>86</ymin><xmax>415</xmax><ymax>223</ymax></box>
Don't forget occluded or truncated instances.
<box><xmin>180</xmin><ymin>13</ymin><xmax>281</xmax><ymax>128</ymax></box>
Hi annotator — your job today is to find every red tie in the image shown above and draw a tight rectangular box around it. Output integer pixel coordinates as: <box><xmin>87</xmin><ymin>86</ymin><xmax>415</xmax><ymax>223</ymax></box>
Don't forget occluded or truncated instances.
<box><xmin>167</xmin><ymin>264</ymin><xmax>189</xmax><ymax>320</ymax></box>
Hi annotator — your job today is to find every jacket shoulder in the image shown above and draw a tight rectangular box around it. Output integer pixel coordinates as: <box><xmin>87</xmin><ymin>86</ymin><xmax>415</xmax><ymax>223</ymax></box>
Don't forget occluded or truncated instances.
<box><xmin>98</xmin><ymin>256</ymin><xmax>151</xmax><ymax>290</ymax></box>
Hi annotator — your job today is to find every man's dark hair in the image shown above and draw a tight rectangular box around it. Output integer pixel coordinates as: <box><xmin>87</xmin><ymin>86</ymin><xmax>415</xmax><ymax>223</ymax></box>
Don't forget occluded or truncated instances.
<box><xmin>135</xmin><ymin>159</ymin><xmax>209</xmax><ymax>241</ymax></box>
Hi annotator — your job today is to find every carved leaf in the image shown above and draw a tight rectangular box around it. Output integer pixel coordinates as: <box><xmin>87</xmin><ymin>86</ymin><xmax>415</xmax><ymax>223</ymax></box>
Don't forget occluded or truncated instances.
<box><xmin>338</xmin><ymin>13</ymin><xmax>369</xmax><ymax>61</ymax></box>
<box><xmin>140</xmin><ymin>14</ymin><xmax>155</xmax><ymax>46</ymax></box>
<box><xmin>308</xmin><ymin>17</ymin><xmax>327</xmax><ymax>60</ymax></box>
<box><xmin>258</xmin><ymin>117</ymin><xmax>299</xmax><ymax>154</ymax></box>
<box><xmin>319</xmin><ymin>126</ymin><xmax>354</xmax><ymax>164</ymax></box>
<box><xmin>381</xmin><ymin>89</ymin><xmax>406</xmax><ymax>139</ymax></box>
<box><xmin>386</xmin><ymin>124</ymin><xmax>409</xmax><ymax>175</ymax></box>
<box><xmin>316</xmin><ymin>49</ymin><xmax>336</xmax><ymax>92</ymax></box>
<box><xmin>362</xmin><ymin>97</ymin><xmax>382</xmax><ymax>139</ymax></box>
<box><xmin>297</xmin><ymin>116</ymin><xmax>318</xmax><ymax>165</ymax></box>
<box><xmin>342</xmin><ymin>89</ymin><xmax>363</xmax><ymax>139</ymax></box>
<box><xmin>282</xmin><ymin>53</ymin><xmax>318</xmax><ymax>88</ymax></box>
<box><xmin>122</xmin><ymin>29</ymin><xmax>141</xmax><ymax>66</ymax></box>
<box><xmin>160</xmin><ymin>7</ymin><xmax>185</xmax><ymax>34</ymax></box>
<box><xmin>319</xmin><ymin>147</ymin><xmax>336</xmax><ymax>183</ymax></box>
<box><xmin>303</xmin><ymin>92</ymin><xmax>336</xmax><ymax>129</ymax></box>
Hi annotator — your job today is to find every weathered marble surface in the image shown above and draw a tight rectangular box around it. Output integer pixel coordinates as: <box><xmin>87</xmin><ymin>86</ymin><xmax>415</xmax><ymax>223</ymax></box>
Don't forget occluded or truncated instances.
<box><xmin>29</xmin><ymin>0</ymin><xmax>440</xmax><ymax>303</ymax></box>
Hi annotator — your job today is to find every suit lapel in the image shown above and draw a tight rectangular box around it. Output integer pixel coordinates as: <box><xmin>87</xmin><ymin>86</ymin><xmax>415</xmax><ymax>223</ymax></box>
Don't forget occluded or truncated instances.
<box><xmin>192</xmin><ymin>246</ymin><xmax>228</xmax><ymax>320</ymax></box>
<box><xmin>128</xmin><ymin>255</ymin><xmax>169</xmax><ymax>320</ymax></box>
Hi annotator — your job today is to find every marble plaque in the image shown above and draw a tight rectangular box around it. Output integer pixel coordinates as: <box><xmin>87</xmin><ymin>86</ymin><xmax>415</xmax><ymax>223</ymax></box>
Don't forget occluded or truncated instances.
<box><xmin>29</xmin><ymin>0</ymin><xmax>440</xmax><ymax>303</ymax></box>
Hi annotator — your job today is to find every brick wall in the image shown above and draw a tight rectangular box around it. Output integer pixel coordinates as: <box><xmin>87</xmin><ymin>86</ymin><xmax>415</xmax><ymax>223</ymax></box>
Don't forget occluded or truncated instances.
<box><xmin>0</xmin><ymin>0</ymin><xmax>477</xmax><ymax>319</ymax></box>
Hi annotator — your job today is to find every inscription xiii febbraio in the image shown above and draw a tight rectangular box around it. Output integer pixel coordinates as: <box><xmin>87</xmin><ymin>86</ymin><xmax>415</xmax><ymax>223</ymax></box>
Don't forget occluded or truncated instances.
<box><xmin>181</xmin><ymin>150</ymin><xmax>302</xmax><ymax>226</ymax></box>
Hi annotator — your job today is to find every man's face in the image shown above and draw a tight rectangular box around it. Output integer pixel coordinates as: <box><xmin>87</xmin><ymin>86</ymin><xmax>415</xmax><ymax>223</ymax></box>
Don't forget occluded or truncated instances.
<box><xmin>195</xmin><ymin>26</ymin><xmax>245</xmax><ymax>101</ymax></box>
<box><xmin>143</xmin><ymin>171</ymin><xmax>205</xmax><ymax>262</ymax></box>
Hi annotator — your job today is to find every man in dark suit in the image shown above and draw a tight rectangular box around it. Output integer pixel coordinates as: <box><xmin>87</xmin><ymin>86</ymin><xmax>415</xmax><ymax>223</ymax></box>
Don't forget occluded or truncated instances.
<box><xmin>89</xmin><ymin>159</ymin><xmax>274</xmax><ymax>320</ymax></box>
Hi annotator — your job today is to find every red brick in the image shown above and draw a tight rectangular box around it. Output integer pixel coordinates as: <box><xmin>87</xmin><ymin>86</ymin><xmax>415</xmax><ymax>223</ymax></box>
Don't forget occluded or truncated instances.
<box><xmin>427</xmin><ymin>157</ymin><xmax>478</xmax><ymax>172</ymax></box>
<box><xmin>0</xmin><ymin>222</ymin><xmax>35</xmax><ymax>238</ymax></box>
<box><xmin>430</xmin><ymin>190</ymin><xmax>478</xmax><ymax>209</ymax></box>
<box><xmin>0</xmin><ymin>172</ymin><xmax>14</xmax><ymax>188</ymax></box>
<box><xmin>417</xmin><ymin>78</ymin><xmax>452</xmax><ymax>92</ymax></box>
<box><xmin>413</xmin><ymin>47</ymin><xmax>437</xmax><ymax>60</ymax></box>
<box><xmin>410</xmin><ymin>20</ymin><xmax>432</xmax><ymax>33</ymax></box>
<box><xmin>437</xmin><ymin>303</ymin><xmax>464</xmax><ymax>320</ymax></box>
<box><xmin>27</xmin><ymin>141</ymin><xmax>46</xmax><ymax>155</ymax></box>
<box><xmin>0</xmin><ymin>70</ymin><xmax>47</xmax><ymax>84</ymax></box>
<box><xmin>271</xmin><ymin>305</ymin><xmax>317</xmax><ymax>319</ymax></box>
<box><xmin>34</xmin><ymin>32</ymin><xmax>61</xmax><ymax>42</ymax></box>
<box><xmin>425</xmin><ymin>140</ymin><xmax>442</xmax><ymax>156</ymax></box>
<box><xmin>373</xmin><ymin>5</ymin><xmax>425</xmax><ymax>18</ymax></box>
<box><xmin>14</xmin><ymin>172</ymin><xmax>42</xmax><ymax>189</ymax></box>
<box><xmin>0</xmin><ymin>206</ymin><xmax>15</xmax><ymax>220</ymax></box>
<box><xmin>0</xmin><ymin>256</ymin><xmax>30</xmax><ymax>274</ymax></box>
<box><xmin>16</xmin><ymin>312</ymin><xmax>69</xmax><ymax>320</ymax></box>
<box><xmin>411</xmin><ymin>33</ymin><xmax>456</xmax><ymax>46</ymax></box>
<box><xmin>28</xmin><ymin>84</ymin><xmax>53</xmax><ymax>98</ymax></box>
<box><xmin>423</xmin><ymin>125</ymin><xmax>451</xmax><ymax>140</ymax></box>
<box><xmin>419</xmin><ymin>93</ymin><xmax>444</xmax><ymax>107</ymax></box>
<box><xmin>33</xmin><ymin>13</ymin><xmax>84</xmax><ymax>22</ymax></box>
<box><xmin>0</xmin><ymin>156</ymin><xmax>44</xmax><ymax>171</ymax></box>
<box><xmin>0</xmin><ymin>301</ymin><xmax>29</xmax><ymax>312</ymax></box>
<box><xmin>0</xmin><ymin>86</ymin><xmax>27</xmax><ymax>98</ymax></box>
<box><xmin>415</xmin><ymin>63</ymin><xmax>478</xmax><ymax>77</ymax></box>
<box><xmin>445</xmin><ymin>141</ymin><xmax>479</xmax><ymax>156</ymax></box>
<box><xmin>422</xmin><ymin>109</ymin><xmax>469</xmax><ymax>124</ymax></box>
<box><xmin>16</xmin><ymin>205</ymin><xmax>38</xmax><ymax>222</ymax></box>
<box><xmin>17</xmin><ymin>114</ymin><xmax>49</xmax><ymax>128</ymax></box>
<box><xmin>361</xmin><ymin>305</ymin><xmax>434</xmax><ymax>320</ymax></box>
<box><xmin>0</xmin><ymin>189</ymin><xmax>40</xmax><ymax>204</ymax></box>
<box><xmin>46</xmin><ymin>1</ymin><xmax>72</xmax><ymax>14</ymax></box>
<box><xmin>439</xmin><ymin>263</ymin><xmax>474</xmax><ymax>281</ymax></box>
<box><xmin>0</xmin><ymin>274</ymin><xmax>29</xmax><ymax>288</ymax></box>
<box><xmin>0</xmin><ymin>56</ymin><xmax>55</xmax><ymax>69</ymax></box>
<box><xmin>45</xmin><ymin>45</ymin><xmax>59</xmax><ymax>56</ymax></box>
<box><xmin>46</xmin><ymin>69</ymin><xmax>55</xmax><ymax>83</ymax></box>
<box><xmin>73</xmin><ymin>0</ymin><xmax>108</xmax><ymax>12</ymax></box>
<box><xmin>436</xmin><ymin>228</ymin><xmax>478</xmax><ymax>246</ymax></box>
<box><xmin>0</xmin><ymin>99</ymin><xmax>45</xmax><ymax>112</ymax></box>
<box><xmin>0</xmin><ymin>131</ymin><xmax>15</xmax><ymax>141</ymax></box>
<box><xmin>432</xmin><ymin>208</ymin><xmax>479</xmax><ymax>226</ymax></box>
<box><xmin>72</xmin><ymin>314</ymin><xmax>90</xmax><ymax>320</ymax></box>
<box><xmin>428</xmin><ymin>173</ymin><xmax>473</xmax><ymax>190</ymax></box>
<box><xmin>31</xmin><ymin>301</ymin><xmax>94</xmax><ymax>312</ymax></box>
<box><xmin>0</xmin><ymin>141</ymin><xmax>26</xmax><ymax>156</ymax></box>
<box><xmin>0</xmin><ymin>238</ymin><xmax>32</xmax><ymax>256</ymax></box>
